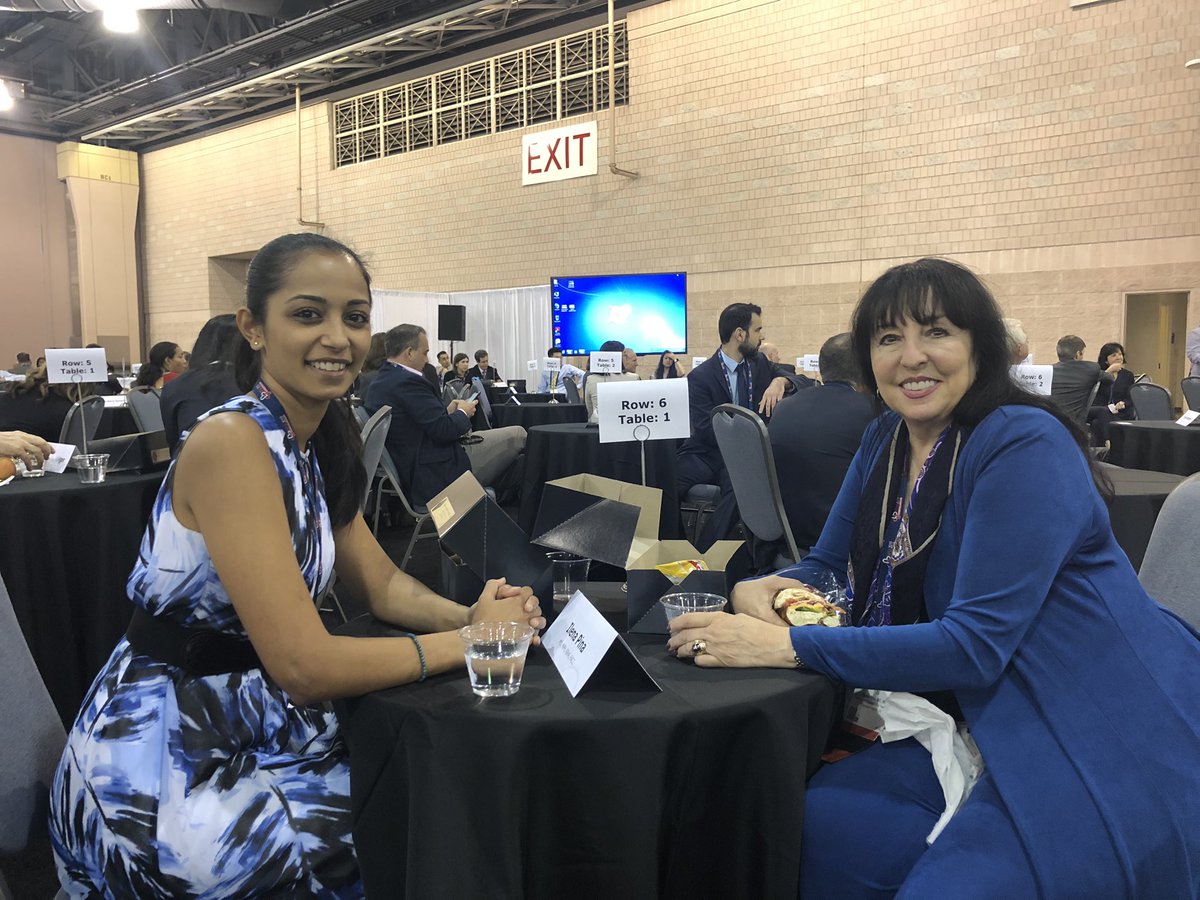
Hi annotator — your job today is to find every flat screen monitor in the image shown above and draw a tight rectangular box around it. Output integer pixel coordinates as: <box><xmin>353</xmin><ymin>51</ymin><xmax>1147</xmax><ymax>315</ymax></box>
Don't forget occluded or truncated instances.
<box><xmin>550</xmin><ymin>272</ymin><xmax>687</xmax><ymax>356</ymax></box>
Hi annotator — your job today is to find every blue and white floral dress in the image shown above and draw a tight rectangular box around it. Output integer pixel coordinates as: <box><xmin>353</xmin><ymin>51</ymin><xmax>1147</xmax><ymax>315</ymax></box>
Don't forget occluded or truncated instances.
<box><xmin>49</xmin><ymin>396</ymin><xmax>362</xmax><ymax>898</ymax></box>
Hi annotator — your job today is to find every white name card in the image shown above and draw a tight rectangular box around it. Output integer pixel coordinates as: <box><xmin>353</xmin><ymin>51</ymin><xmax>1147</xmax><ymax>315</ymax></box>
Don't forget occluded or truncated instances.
<box><xmin>589</xmin><ymin>351</ymin><xmax>622</xmax><ymax>374</ymax></box>
<box><xmin>543</xmin><ymin>357</ymin><xmax>562</xmax><ymax>371</ymax></box>
<box><xmin>1010</xmin><ymin>364</ymin><xmax>1053</xmax><ymax>396</ymax></box>
<box><xmin>45</xmin><ymin>347</ymin><xmax>107</xmax><ymax>384</ymax></box>
<box><xmin>522</xmin><ymin>120</ymin><xmax>598</xmax><ymax>186</ymax></box>
<box><xmin>542</xmin><ymin>591</ymin><xmax>660</xmax><ymax>697</ymax></box>
<box><xmin>1175</xmin><ymin>410</ymin><xmax>1199</xmax><ymax>427</ymax></box>
<box><xmin>692</xmin><ymin>356</ymin><xmax>707</xmax><ymax>370</ymax></box>
<box><xmin>526</xmin><ymin>359</ymin><xmax>538</xmax><ymax>371</ymax></box>
<box><xmin>44</xmin><ymin>442</ymin><xmax>76</xmax><ymax>474</ymax></box>
<box><xmin>597</xmin><ymin>377</ymin><xmax>691</xmax><ymax>444</ymax></box>
<box><xmin>800</xmin><ymin>354</ymin><xmax>820</xmax><ymax>373</ymax></box>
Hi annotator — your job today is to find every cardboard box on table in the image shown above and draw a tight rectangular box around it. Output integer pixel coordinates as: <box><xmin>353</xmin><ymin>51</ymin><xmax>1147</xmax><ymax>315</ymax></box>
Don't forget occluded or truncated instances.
<box><xmin>626</xmin><ymin>540</ymin><xmax>745</xmax><ymax>634</ymax></box>
<box><xmin>428</xmin><ymin>471</ymin><xmax>553</xmax><ymax>606</ymax></box>
<box><xmin>531</xmin><ymin>473</ymin><xmax>744</xmax><ymax>632</ymax></box>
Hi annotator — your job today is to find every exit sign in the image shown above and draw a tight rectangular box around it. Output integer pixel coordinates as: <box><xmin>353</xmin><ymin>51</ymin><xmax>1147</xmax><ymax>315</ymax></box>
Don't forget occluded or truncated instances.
<box><xmin>522</xmin><ymin>121</ymin><xmax>597</xmax><ymax>186</ymax></box>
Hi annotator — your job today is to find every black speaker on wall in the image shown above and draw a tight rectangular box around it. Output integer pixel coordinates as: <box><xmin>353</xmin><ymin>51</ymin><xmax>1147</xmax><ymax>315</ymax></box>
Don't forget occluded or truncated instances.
<box><xmin>438</xmin><ymin>305</ymin><xmax>466</xmax><ymax>342</ymax></box>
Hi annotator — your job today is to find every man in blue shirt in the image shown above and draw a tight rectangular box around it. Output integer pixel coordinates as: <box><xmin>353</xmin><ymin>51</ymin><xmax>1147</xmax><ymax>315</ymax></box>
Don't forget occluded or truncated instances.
<box><xmin>678</xmin><ymin>302</ymin><xmax>808</xmax><ymax>547</ymax></box>
<box><xmin>535</xmin><ymin>347</ymin><xmax>585</xmax><ymax>396</ymax></box>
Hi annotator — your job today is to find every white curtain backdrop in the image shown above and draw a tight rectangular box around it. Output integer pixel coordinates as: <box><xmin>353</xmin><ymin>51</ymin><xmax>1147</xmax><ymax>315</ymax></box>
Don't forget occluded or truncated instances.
<box><xmin>370</xmin><ymin>285</ymin><xmax>550</xmax><ymax>386</ymax></box>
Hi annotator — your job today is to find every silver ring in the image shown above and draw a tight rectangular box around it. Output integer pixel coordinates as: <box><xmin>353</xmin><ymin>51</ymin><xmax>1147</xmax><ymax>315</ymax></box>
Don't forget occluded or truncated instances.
<box><xmin>691</xmin><ymin>639</ymin><xmax>707</xmax><ymax>656</ymax></box>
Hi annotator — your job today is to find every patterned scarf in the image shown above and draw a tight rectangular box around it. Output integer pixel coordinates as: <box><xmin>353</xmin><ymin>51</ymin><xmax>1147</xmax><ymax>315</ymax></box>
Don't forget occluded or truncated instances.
<box><xmin>847</xmin><ymin>420</ymin><xmax>964</xmax><ymax>627</ymax></box>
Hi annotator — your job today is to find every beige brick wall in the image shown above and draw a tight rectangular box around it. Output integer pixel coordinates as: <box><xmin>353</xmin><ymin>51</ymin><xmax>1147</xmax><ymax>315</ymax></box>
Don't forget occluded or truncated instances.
<box><xmin>140</xmin><ymin>0</ymin><xmax>1200</xmax><ymax>379</ymax></box>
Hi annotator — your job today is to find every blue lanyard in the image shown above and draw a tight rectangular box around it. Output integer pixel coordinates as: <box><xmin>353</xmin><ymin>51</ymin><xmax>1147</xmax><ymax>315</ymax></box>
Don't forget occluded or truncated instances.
<box><xmin>720</xmin><ymin>356</ymin><xmax>752</xmax><ymax>405</ymax></box>
<box><xmin>253</xmin><ymin>380</ymin><xmax>310</xmax><ymax>488</ymax></box>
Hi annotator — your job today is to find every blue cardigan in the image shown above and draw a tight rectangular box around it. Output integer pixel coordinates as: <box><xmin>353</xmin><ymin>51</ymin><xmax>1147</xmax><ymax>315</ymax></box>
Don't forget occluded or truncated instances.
<box><xmin>783</xmin><ymin>407</ymin><xmax>1200</xmax><ymax>897</ymax></box>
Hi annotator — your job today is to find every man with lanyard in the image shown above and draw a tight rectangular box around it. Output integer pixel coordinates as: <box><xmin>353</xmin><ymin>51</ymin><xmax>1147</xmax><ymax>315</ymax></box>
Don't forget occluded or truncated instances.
<box><xmin>365</xmin><ymin>324</ymin><xmax>525</xmax><ymax>507</ymax></box>
<box><xmin>677</xmin><ymin>302</ymin><xmax>805</xmax><ymax>548</ymax></box>
<box><xmin>535</xmin><ymin>347</ymin><xmax>585</xmax><ymax>397</ymax></box>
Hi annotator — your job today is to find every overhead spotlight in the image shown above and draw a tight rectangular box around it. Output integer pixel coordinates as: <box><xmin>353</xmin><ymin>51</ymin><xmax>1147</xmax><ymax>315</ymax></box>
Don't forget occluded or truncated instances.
<box><xmin>102</xmin><ymin>6</ymin><xmax>140</xmax><ymax>34</ymax></box>
<box><xmin>0</xmin><ymin>82</ymin><xmax>12</xmax><ymax>113</ymax></box>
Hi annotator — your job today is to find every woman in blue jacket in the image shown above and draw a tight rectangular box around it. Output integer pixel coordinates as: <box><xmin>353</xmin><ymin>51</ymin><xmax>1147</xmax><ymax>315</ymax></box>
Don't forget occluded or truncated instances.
<box><xmin>667</xmin><ymin>258</ymin><xmax>1200</xmax><ymax>897</ymax></box>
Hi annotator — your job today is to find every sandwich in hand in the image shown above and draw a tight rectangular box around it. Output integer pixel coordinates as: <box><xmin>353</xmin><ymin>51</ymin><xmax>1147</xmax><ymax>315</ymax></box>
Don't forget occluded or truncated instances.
<box><xmin>773</xmin><ymin>585</ymin><xmax>845</xmax><ymax>627</ymax></box>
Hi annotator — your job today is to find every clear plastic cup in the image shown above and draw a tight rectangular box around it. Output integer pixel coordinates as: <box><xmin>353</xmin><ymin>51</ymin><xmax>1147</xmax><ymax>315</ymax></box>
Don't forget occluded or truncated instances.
<box><xmin>75</xmin><ymin>454</ymin><xmax>109</xmax><ymax>484</ymax></box>
<box><xmin>15</xmin><ymin>458</ymin><xmax>45</xmax><ymax>478</ymax></box>
<box><xmin>660</xmin><ymin>592</ymin><xmax>727</xmax><ymax>624</ymax></box>
<box><xmin>459</xmin><ymin>622</ymin><xmax>535</xmax><ymax>698</ymax></box>
<box><xmin>545</xmin><ymin>551</ymin><xmax>591</xmax><ymax>610</ymax></box>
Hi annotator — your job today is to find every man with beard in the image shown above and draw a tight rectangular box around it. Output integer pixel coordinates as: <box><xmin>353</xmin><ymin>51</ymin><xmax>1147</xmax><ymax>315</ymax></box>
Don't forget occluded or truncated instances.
<box><xmin>678</xmin><ymin>302</ymin><xmax>801</xmax><ymax>547</ymax></box>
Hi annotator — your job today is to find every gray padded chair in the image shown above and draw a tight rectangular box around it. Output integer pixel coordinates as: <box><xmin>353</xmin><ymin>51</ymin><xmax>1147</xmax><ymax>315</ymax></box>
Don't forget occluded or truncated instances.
<box><xmin>1129</xmin><ymin>382</ymin><xmax>1174</xmax><ymax>421</ymax></box>
<box><xmin>563</xmin><ymin>377</ymin><xmax>582</xmax><ymax>405</ymax></box>
<box><xmin>710</xmin><ymin>403</ymin><xmax>802</xmax><ymax>565</ymax></box>
<box><xmin>1181</xmin><ymin>377</ymin><xmax>1200</xmax><ymax>413</ymax></box>
<box><xmin>0</xmin><ymin>573</ymin><xmax>68</xmax><ymax>899</ymax></box>
<box><xmin>127</xmin><ymin>385</ymin><xmax>165</xmax><ymax>433</ymax></box>
<box><xmin>1137</xmin><ymin>471</ymin><xmax>1200</xmax><ymax>628</ymax></box>
<box><xmin>359</xmin><ymin>405</ymin><xmax>392</xmax><ymax>513</ymax></box>
<box><xmin>57</xmin><ymin>395</ymin><xmax>105</xmax><ymax>446</ymax></box>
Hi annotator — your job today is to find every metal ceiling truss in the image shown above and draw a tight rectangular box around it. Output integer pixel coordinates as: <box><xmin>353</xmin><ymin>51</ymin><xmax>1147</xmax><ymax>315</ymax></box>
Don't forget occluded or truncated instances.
<box><xmin>79</xmin><ymin>0</ymin><xmax>609</xmax><ymax>149</ymax></box>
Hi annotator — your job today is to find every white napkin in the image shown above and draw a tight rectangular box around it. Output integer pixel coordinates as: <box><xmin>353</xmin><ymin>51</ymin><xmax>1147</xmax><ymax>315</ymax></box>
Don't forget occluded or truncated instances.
<box><xmin>843</xmin><ymin>689</ymin><xmax>984</xmax><ymax>843</ymax></box>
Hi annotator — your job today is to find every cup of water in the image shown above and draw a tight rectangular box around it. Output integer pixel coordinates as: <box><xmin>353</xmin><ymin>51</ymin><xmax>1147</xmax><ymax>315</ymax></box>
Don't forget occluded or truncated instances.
<box><xmin>75</xmin><ymin>454</ymin><xmax>109</xmax><ymax>484</ymax></box>
<box><xmin>459</xmin><ymin>622</ymin><xmax>535</xmax><ymax>698</ymax></box>
<box><xmin>15</xmin><ymin>457</ymin><xmax>45</xmax><ymax>478</ymax></box>
<box><xmin>660</xmin><ymin>592</ymin><xmax>727</xmax><ymax>624</ymax></box>
<box><xmin>545</xmin><ymin>551</ymin><xmax>590</xmax><ymax>610</ymax></box>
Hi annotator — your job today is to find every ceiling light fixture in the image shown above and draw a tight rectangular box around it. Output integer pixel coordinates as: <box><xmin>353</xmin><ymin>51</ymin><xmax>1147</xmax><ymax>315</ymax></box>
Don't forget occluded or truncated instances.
<box><xmin>102</xmin><ymin>6</ymin><xmax>139</xmax><ymax>34</ymax></box>
<box><xmin>0</xmin><ymin>81</ymin><xmax>13</xmax><ymax>112</ymax></box>
<box><xmin>1186</xmin><ymin>58</ymin><xmax>1200</xmax><ymax>70</ymax></box>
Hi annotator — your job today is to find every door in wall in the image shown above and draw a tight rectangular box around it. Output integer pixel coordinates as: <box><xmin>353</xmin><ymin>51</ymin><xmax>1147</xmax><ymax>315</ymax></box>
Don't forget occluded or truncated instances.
<box><xmin>1123</xmin><ymin>292</ymin><xmax>1189</xmax><ymax>412</ymax></box>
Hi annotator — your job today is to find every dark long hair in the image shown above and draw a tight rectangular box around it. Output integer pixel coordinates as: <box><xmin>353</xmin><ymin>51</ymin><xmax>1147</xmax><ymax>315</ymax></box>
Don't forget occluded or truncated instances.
<box><xmin>653</xmin><ymin>352</ymin><xmax>682</xmax><ymax>380</ymax></box>
<box><xmin>850</xmin><ymin>258</ymin><xmax>1110</xmax><ymax>496</ymax></box>
<box><xmin>134</xmin><ymin>341</ymin><xmax>180</xmax><ymax>387</ymax></box>
<box><xmin>236</xmin><ymin>233</ymin><xmax>369</xmax><ymax>529</ymax></box>
<box><xmin>190</xmin><ymin>314</ymin><xmax>240</xmax><ymax>368</ymax></box>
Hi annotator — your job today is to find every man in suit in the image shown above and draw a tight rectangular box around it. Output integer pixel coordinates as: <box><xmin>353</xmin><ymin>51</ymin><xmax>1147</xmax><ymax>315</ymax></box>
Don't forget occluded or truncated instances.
<box><xmin>1050</xmin><ymin>334</ymin><xmax>1102</xmax><ymax>426</ymax></box>
<box><xmin>466</xmin><ymin>349</ymin><xmax>501</xmax><ymax>385</ymax></box>
<box><xmin>764</xmin><ymin>333</ymin><xmax>875</xmax><ymax>566</ymax></box>
<box><xmin>366</xmin><ymin>325</ymin><xmax>525</xmax><ymax>507</ymax></box>
<box><xmin>678</xmin><ymin>302</ymin><xmax>808</xmax><ymax>547</ymax></box>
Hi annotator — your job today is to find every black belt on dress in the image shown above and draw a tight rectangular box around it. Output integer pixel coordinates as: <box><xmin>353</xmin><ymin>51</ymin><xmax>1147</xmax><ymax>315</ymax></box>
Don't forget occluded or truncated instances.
<box><xmin>126</xmin><ymin>606</ymin><xmax>263</xmax><ymax>676</ymax></box>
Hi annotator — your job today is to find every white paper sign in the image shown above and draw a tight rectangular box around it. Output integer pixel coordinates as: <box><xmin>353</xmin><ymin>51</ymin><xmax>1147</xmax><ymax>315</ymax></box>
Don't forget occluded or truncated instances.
<box><xmin>543</xmin><ymin>357</ymin><xmax>562</xmax><ymax>371</ymax></box>
<box><xmin>801</xmin><ymin>354</ymin><xmax>820</xmax><ymax>373</ymax></box>
<box><xmin>522</xmin><ymin>120</ymin><xmax>598</xmax><ymax>186</ymax></box>
<box><xmin>44</xmin><ymin>442</ymin><xmax>76</xmax><ymax>474</ymax></box>
<box><xmin>45</xmin><ymin>347</ymin><xmax>107</xmax><ymax>384</ymax></box>
<box><xmin>692</xmin><ymin>356</ymin><xmax>707</xmax><ymax>370</ymax></box>
<box><xmin>589</xmin><ymin>351</ymin><xmax>622</xmax><ymax>374</ymax></box>
<box><xmin>526</xmin><ymin>359</ymin><xmax>538</xmax><ymax>371</ymax></box>
<box><xmin>542</xmin><ymin>591</ymin><xmax>619</xmax><ymax>697</ymax></box>
<box><xmin>1175</xmin><ymin>410</ymin><xmax>1199</xmax><ymax>426</ymax></box>
<box><xmin>596</xmin><ymin>377</ymin><xmax>691</xmax><ymax>444</ymax></box>
<box><xmin>1010</xmin><ymin>364</ymin><xmax>1053</xmax><ymax>396</ymax></box>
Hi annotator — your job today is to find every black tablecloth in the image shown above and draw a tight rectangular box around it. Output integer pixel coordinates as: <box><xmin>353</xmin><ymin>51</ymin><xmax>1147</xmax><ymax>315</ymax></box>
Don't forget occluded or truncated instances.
<box><xmin>1109</xmin><ymin>421</ymin><xmax>1200</xmax><ymax>476</ymax></box>
<box><xmin>0</xmin><ymin>470</ymin><xmax>163</xmax><ymax>722</ymax></box>
<box><xmin>517</xmin><ymin>423</ymin><xmax>681</xmax><ymax>538</ymax></box>
<box><xmin>1104</xmin><ymin>465</ymin><xmax>1184</xmax><ymax>569</ymax></box>
<box><xmin>335</xmin><ymin>617</ymin><xmax>838</xmax><ymax>900</ymax></box>
<box><xmin>492</xmin><ymin>402</ymin><xmax>587</xmax><ymax>429</ymax></box>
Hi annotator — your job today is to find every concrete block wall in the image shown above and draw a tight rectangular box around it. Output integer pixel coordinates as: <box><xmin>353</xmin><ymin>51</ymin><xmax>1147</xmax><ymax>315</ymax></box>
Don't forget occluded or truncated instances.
<box><xmin>139</xmin><ymin>0</ymin><xmax>1200</xmax><ymax>375</ymax></box>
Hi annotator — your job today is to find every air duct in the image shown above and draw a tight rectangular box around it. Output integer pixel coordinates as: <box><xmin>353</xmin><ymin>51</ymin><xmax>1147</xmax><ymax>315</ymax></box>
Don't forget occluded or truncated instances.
<box><xmin>0</xmin><ymin>1</ymin><xmax>297</xmax><ymax>13</ymax></box>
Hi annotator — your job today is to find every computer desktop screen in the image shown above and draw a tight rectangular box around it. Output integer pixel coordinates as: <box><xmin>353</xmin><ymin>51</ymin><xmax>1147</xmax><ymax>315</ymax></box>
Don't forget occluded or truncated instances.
<box><xmin>550</xmin><ymin>272</ymin><xmax>687</xmax><ymax>355</ymax></box>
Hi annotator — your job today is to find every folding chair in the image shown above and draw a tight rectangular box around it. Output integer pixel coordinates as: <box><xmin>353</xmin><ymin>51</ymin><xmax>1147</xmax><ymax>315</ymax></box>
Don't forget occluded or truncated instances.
<box><xmin>710</xmin><ymin>403</ymin><xmax>802</xmax><ymax>566</ymax></box>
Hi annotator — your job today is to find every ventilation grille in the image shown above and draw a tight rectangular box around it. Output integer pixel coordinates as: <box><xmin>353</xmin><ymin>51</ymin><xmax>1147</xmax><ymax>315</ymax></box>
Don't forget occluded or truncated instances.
<box><xmin>333</xmin><ymin>22</ymin><xmax>628</xmax><ymax>167</ymax></box>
